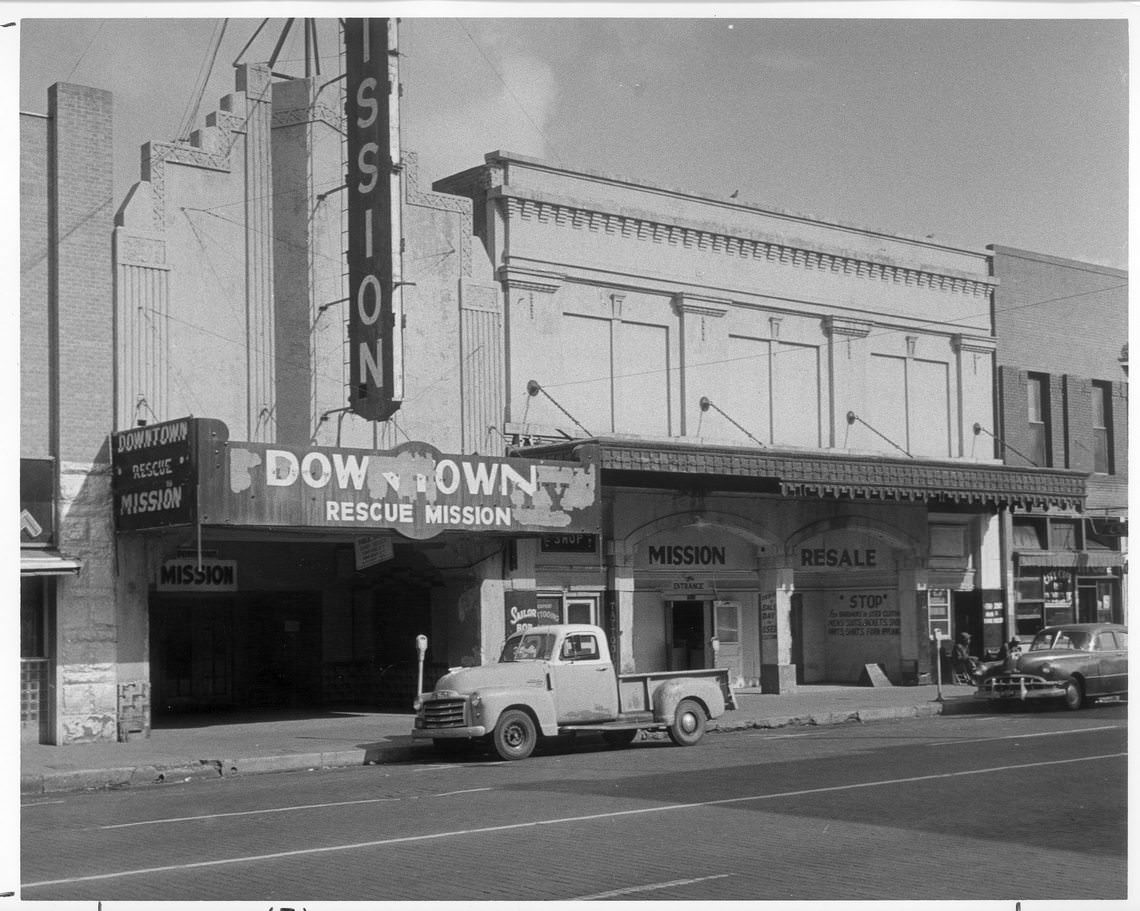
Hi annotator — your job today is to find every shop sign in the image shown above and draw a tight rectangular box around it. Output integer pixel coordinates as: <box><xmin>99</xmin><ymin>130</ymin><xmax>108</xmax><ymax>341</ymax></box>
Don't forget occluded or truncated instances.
<box><xmin>504</xmin><ymin>591</ymin><xmax>561</xmax><ymax>636</ymax></box>
<box><xmin>208</xmin><ymin>439</ymin><xmax>599</xmax><ymax>541</ymax></box>
<box><xmin>344</xmin><ymin>18</ymin><xmax>403</xmax><ymax>421</ymax></box>
<box><xmin>157</xmin><ymin>558</ymin><xmax>237</xmax><ymax>592</ymax></box>
<box><xmin>355</xmin><ymin>536</ymin><xmax>395</xmax><ymax>570</ymax></box>
<box><xmin>759</xmin><ymin>592</ymin><xmax>778</xmax><ymax>638</ymax></box>
<box><xmin>800</xmin><ymin>547</ymin><xmax>878</xmax><ymax>569</ymax></box>
<box><xmin>540</xmin><ymin>533</ymin><xmax>598</xmax><ymax>554</ymax></box>
<box><xmin>111</xmin><ymin>418</ymin><xmax>201</xmax><ymax>532</ymax></box>
<box><xmin>635</xmin><ymin>527</ymin><xmax>755</xmax><ymax>572</ymax></box>
<box><xmin>827</xmin><ymin>592</ymin><xmax>899</xmax><ymax>637</ymax></box>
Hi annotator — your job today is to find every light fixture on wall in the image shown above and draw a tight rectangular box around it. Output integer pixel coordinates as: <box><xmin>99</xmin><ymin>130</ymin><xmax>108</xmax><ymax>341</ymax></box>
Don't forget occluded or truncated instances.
<box><xmin>697</xmin><ymin>397</ymin><xmax>765</xmax><ymax>447</ymax></box>
<box><xmin>525</xmin><ymin>380</ymin><xmax>592</xmax><ymax>437</ymax></box>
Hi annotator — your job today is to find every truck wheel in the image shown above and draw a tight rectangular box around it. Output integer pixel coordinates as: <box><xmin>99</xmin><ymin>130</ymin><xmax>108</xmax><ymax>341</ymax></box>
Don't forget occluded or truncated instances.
<box><xmin>602</xmin><ymin>729</ymin><xmax>638</xmax><ymax>749</ymax></box>
<box><xmin>492</xmin><ymin>709</ymin><xmax>538</xmax><ymax>760</ymax></box>
<box><xmin>668</xmin><ymin>698</ymin><xmax>706</xmax><ymax>746</ymax></box>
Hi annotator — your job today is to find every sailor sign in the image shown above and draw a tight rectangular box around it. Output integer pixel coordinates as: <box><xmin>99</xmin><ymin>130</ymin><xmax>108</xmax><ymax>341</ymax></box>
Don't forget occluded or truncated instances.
<box><xmin>205</xmin><ymin>439</ymin><xmax>600</xmax><ymax>540</ymax></box>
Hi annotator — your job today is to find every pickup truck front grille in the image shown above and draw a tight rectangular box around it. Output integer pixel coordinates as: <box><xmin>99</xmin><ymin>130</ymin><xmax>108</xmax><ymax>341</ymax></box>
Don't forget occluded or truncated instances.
<box><xmin>422</xmin><ymin>698</ymin><xmax>467</xmax><ymax>728</ymax></box>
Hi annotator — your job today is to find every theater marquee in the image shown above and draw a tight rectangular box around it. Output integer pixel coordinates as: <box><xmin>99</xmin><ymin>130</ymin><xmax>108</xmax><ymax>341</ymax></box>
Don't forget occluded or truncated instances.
<box><xmin>205</xmin><ymin>438</ymin><xmax>600</xmax><ymax>540</ymax></box>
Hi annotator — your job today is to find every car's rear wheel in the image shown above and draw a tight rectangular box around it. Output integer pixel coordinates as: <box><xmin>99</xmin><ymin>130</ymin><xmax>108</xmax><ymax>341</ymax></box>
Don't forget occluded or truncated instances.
<box><xmin>667</xmin><ymin>698</ymin><xmax>706</xmax><ymax>746</ymax></box>
<box><xmin>1062</xmin><ymin>676</ymin><xmax>1085</xmax><ymax>711</ymax></box>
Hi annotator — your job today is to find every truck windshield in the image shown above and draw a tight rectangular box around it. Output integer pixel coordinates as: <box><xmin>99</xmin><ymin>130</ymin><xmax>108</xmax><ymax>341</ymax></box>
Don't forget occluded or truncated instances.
<box><xmin>500</xmin><ymin>633</ymin><xmax>555</xmax><ymax>662</ymax></box>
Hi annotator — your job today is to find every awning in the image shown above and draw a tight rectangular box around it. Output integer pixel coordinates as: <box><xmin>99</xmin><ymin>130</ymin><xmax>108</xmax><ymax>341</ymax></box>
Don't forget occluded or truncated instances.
<box><xmin>517</xmin><ymin>438</ymin><xmax>1088</xmax><ymax>510</ymax></box>
<box><xmin>1017</xmin><ymin>551</ymin><xmax>1125</xmax><ymax>570</ymax></box>
<box><xmin>21</xmin><ymin>549</ymin><xmax>82</xmax><ymax>576</ymax></box>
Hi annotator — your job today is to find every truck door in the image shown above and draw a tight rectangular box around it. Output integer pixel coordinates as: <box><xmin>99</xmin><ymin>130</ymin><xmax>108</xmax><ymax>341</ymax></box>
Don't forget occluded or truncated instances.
<box><xmin>550</xmin><ymin>631</ymin><xmax>619</xmax><ymax>723</ymax></box>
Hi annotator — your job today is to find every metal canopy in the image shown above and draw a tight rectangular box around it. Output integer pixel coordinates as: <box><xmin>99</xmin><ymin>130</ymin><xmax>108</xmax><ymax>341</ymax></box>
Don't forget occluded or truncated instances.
<box><xmin>517</xmin><ymin>438</ymin><xmax>1088</xmax><ymax>511</ymax></box>
<box><xmin>21</xmin><ymin>548</ymin><xmax>82</xmax><ymax>576</ymax></box>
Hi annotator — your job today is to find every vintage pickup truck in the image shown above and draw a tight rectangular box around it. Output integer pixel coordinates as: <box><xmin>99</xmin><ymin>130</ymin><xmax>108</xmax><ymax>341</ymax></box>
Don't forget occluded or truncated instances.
<box><xmin>412</xmin><ymin>623</ymin><xmax>736</xmax><ymax>760</ymax></box>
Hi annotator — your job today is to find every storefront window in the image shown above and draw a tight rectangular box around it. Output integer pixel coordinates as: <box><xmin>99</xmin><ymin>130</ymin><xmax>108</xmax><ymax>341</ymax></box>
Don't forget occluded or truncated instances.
<box><xmin>1011</xmin><ymin>520</ymin><xmax>1045</xmax><ymax>550</ymax></box>
<box><xmin>21</xmin><ymin>578</ymin><xmax>46</xmax><ymax>658</ymax></box>
<box><xmin>538</xmin><ymin>593</ymin><xmax>599</xmax><ymax>626</ymax></box>
<box><xmin>1049</xmin><ymin>521</ymin><xmax>1080</xmax><ymax>551</ymax></box>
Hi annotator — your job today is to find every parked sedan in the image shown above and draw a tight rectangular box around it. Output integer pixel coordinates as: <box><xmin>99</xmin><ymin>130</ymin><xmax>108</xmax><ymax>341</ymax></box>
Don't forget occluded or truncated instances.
<box><xmin>975</xmin><ymin>623</ymin><xmax>1127</xmax><ymax>710</ymax></box>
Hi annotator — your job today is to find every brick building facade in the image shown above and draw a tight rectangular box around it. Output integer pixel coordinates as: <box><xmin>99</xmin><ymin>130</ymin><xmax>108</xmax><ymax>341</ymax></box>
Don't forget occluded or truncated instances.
<box><xmin>990</xmin><ymin>245</ymin><xmax>1128</xmax><ymax>637</ymax></box>
<box><xmin>20</xmin><ymin>84</ymin><xmax>118</xmax><ymax>744</ymax></box>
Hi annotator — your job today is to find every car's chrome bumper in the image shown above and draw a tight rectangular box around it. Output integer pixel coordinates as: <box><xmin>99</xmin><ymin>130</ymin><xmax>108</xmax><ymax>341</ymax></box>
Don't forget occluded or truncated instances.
<box><xmin>975</xmin><ymin>675</ymin><xmax>1065</xmax><ymax>701</ymax></box>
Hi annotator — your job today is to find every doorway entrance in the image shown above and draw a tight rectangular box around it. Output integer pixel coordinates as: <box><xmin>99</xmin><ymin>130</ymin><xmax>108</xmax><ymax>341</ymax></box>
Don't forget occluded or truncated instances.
<box><xmin>668</xmin><ymin>601</ymin><xmax>707</xmax><ymax>670</ymax></box>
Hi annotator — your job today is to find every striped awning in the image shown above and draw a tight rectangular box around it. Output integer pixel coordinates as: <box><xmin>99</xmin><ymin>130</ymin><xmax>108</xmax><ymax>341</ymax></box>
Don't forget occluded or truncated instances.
<box><xmin>1016</xmin><ymin>550</ymin><xmax>1125</xmax><ymax>570</ymax></box>
<box><xmin>21</xmin><ymin>548</ymin><xmax>82</xmax><ymax>576</ymax></box>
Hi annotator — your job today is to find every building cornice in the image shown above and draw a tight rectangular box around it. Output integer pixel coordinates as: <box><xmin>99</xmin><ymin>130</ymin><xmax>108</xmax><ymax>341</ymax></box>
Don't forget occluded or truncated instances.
<box><xmin>496</xmin><ymin>189</ymin><xmax>996</xmax><ymax>299</ymax></box>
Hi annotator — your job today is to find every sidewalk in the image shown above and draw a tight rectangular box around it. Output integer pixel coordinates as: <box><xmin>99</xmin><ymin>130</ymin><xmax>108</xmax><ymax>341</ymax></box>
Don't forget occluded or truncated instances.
<box><xmin>21</xmin><ymin>683</ymin><xmax>984</xmax><ymax>796</ymax></box>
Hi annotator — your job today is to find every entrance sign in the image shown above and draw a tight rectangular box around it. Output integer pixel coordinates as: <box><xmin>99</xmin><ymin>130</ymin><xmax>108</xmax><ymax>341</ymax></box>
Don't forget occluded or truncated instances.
<box><xmin>209</xmin><ymin>439</ymin><xmax>599</xmax><ymax>540</ymax></box>
<box><xmin>157</xmin><ymin>558</ymin><xmax>237</xmax><ymax>592</ymax></box>
<box><xmin>344</xmin><ymin>18</ymin><xmax>404</xmax><ymax>421</ymax></box>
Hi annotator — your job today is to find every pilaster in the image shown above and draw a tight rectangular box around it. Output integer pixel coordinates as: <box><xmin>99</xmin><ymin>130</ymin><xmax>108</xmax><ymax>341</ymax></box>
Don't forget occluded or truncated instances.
<box><xmin>824</xmin><ymin>316</ymin><xmax>871</xmax><ymax>449</ymax></box>
<box><xmin>606</xmin><ymin>540</ymin><xmax>637</xmax><ymax>673</ymax></box>
<box><xmin>757</xmin><ymin>561</ymin><xmax>797</xmax><ymax>693</ymax></box>
<box><xmin>237</xmin><ymin>64</ymin><xmax>277</xmax><ymax>441</ymax></box>
<box><xmin>673</xmin><ymin>293</ymin><xmax>730</xmax><ymax>436</ymax></box>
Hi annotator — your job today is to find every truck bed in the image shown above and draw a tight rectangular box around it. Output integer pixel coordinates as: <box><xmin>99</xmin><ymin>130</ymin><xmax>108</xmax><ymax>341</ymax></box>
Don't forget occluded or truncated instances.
<box><xmin>618</xmin><ymin>668</ymin><xmax>737</xmax><ymax>713</ymax></box>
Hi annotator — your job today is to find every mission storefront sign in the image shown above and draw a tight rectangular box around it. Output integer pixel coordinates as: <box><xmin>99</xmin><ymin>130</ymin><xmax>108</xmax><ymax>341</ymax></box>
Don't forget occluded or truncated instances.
<box><xmin>344</xmin><ymin>18</ymin><xmax>403</xmax><ymax>421</ymax></box>
<box><xmin>111</xmin><ymin>418</ymin><xmax>211</xmax><ymax>532</ymax></box>
<box><xmin>206</xmin><ymin>439</ymin><xmax>599</xmax><ymax>540</ymax></box>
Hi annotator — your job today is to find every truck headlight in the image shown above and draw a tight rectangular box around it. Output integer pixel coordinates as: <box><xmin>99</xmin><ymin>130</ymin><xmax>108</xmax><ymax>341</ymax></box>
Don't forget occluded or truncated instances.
<box><xmin>469</xmin><ymin>692</ymin><xmax>482</xmax><ymax>718</ymax></box>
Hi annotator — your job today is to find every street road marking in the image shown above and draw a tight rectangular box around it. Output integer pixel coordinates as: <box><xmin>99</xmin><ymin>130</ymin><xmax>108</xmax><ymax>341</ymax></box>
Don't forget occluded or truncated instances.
<box><xmin>573</xmin><ymin>873</ymin><xmax>733</xmax><ymax>900</ymax></box>
<box><xmin>23</xmin><ymin>751</ymin><xmax>1126</xmax><ymax>889</ymax></box>
<box><xmin>927</xmin><ymin>724</ymin><xmax>1123</xmax><ymax>747</ymax></box>
<box><xmin>99</xmin><ymin>787</ymin><xmax>497</xmax><ymax>830</ymax></box>
<box><xmin>99</xmin><ymin>796</ymin><xmax>401</xmax><ymax>829</ymax></box>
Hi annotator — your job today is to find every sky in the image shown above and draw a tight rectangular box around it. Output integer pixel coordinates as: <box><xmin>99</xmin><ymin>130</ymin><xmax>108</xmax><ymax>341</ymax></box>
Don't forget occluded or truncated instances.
<box><xmin>8</xmin><ymin>4</ymin><xmax>1131</xmax><ymax>270</ymax></box>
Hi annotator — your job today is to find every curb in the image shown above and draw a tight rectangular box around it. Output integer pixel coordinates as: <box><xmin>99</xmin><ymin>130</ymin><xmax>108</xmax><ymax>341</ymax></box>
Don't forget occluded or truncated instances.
<box><xmin>21</xmin><ymin>702</ymin><xmax>952</xmax><ymax>796</ymax></box>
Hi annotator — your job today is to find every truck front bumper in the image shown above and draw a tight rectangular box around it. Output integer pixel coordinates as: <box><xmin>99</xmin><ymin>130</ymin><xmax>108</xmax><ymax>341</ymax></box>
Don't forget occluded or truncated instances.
<box><xmin>411</xmin><ymin>724</ymin><xmax>487</xmax><ymax>741</ymax></box>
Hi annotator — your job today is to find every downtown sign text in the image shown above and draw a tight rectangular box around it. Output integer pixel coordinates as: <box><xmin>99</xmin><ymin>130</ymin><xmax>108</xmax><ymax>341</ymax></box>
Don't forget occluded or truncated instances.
<box><xmin>209</xmin><ymin>439</ymin><xmax>599</xmax><ymax>540</ymax></box>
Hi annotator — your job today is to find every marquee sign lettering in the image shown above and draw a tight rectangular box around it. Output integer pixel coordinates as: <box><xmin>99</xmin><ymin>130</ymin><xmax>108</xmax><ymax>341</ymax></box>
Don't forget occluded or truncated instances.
<box><xmin>208</xmin><ymin>439</ymin><xmax>600</xmax><ymax>540</ymax></box>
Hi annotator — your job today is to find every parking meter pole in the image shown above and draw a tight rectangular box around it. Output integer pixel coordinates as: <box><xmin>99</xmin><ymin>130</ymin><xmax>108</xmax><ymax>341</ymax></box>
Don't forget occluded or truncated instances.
<box><xmin>414</xmin><ymin>634</ymin><xmax>428</xmax><ymax>711</ymax></box>
<box><xmin>934</xmin><ymin>629</ymin><xmax>944</xmax><ymax>702</ymax></box>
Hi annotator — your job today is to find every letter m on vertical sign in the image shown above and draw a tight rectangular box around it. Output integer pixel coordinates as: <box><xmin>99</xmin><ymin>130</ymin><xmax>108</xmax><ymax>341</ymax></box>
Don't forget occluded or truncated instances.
<box><xmin>345</xmin><ymin>18</ymin><xmax>404</xmax><ymax>421</ymax></box>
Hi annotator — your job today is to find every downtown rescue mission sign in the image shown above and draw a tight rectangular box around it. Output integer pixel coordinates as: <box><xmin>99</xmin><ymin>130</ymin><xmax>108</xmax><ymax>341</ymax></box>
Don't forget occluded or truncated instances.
<box><xmin>112</xmin><ymin>417</ymin><xmax>600</xmax><ymax>540</ymax></box>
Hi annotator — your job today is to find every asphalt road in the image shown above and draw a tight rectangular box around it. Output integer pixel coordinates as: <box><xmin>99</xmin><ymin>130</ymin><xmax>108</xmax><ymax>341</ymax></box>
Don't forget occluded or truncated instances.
<box><xmin>21</xmin><ymin>703</ymin><xmax>1127</xmax><ymax>902</ymax></box>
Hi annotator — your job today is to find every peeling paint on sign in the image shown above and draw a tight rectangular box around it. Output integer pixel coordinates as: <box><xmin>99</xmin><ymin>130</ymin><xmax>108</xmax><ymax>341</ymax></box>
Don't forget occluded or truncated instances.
<box><xmin>210</xmin><ymin>440</ymin><xmax>599</xmax><ymax>540</ymax></box>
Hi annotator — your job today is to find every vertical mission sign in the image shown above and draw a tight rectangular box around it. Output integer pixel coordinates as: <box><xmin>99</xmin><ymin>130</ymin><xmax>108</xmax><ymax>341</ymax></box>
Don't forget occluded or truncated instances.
<box><xmin>345</xmin><ymin>18</ymin><xmax>404</xmax><ymax>421</ymax></box>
